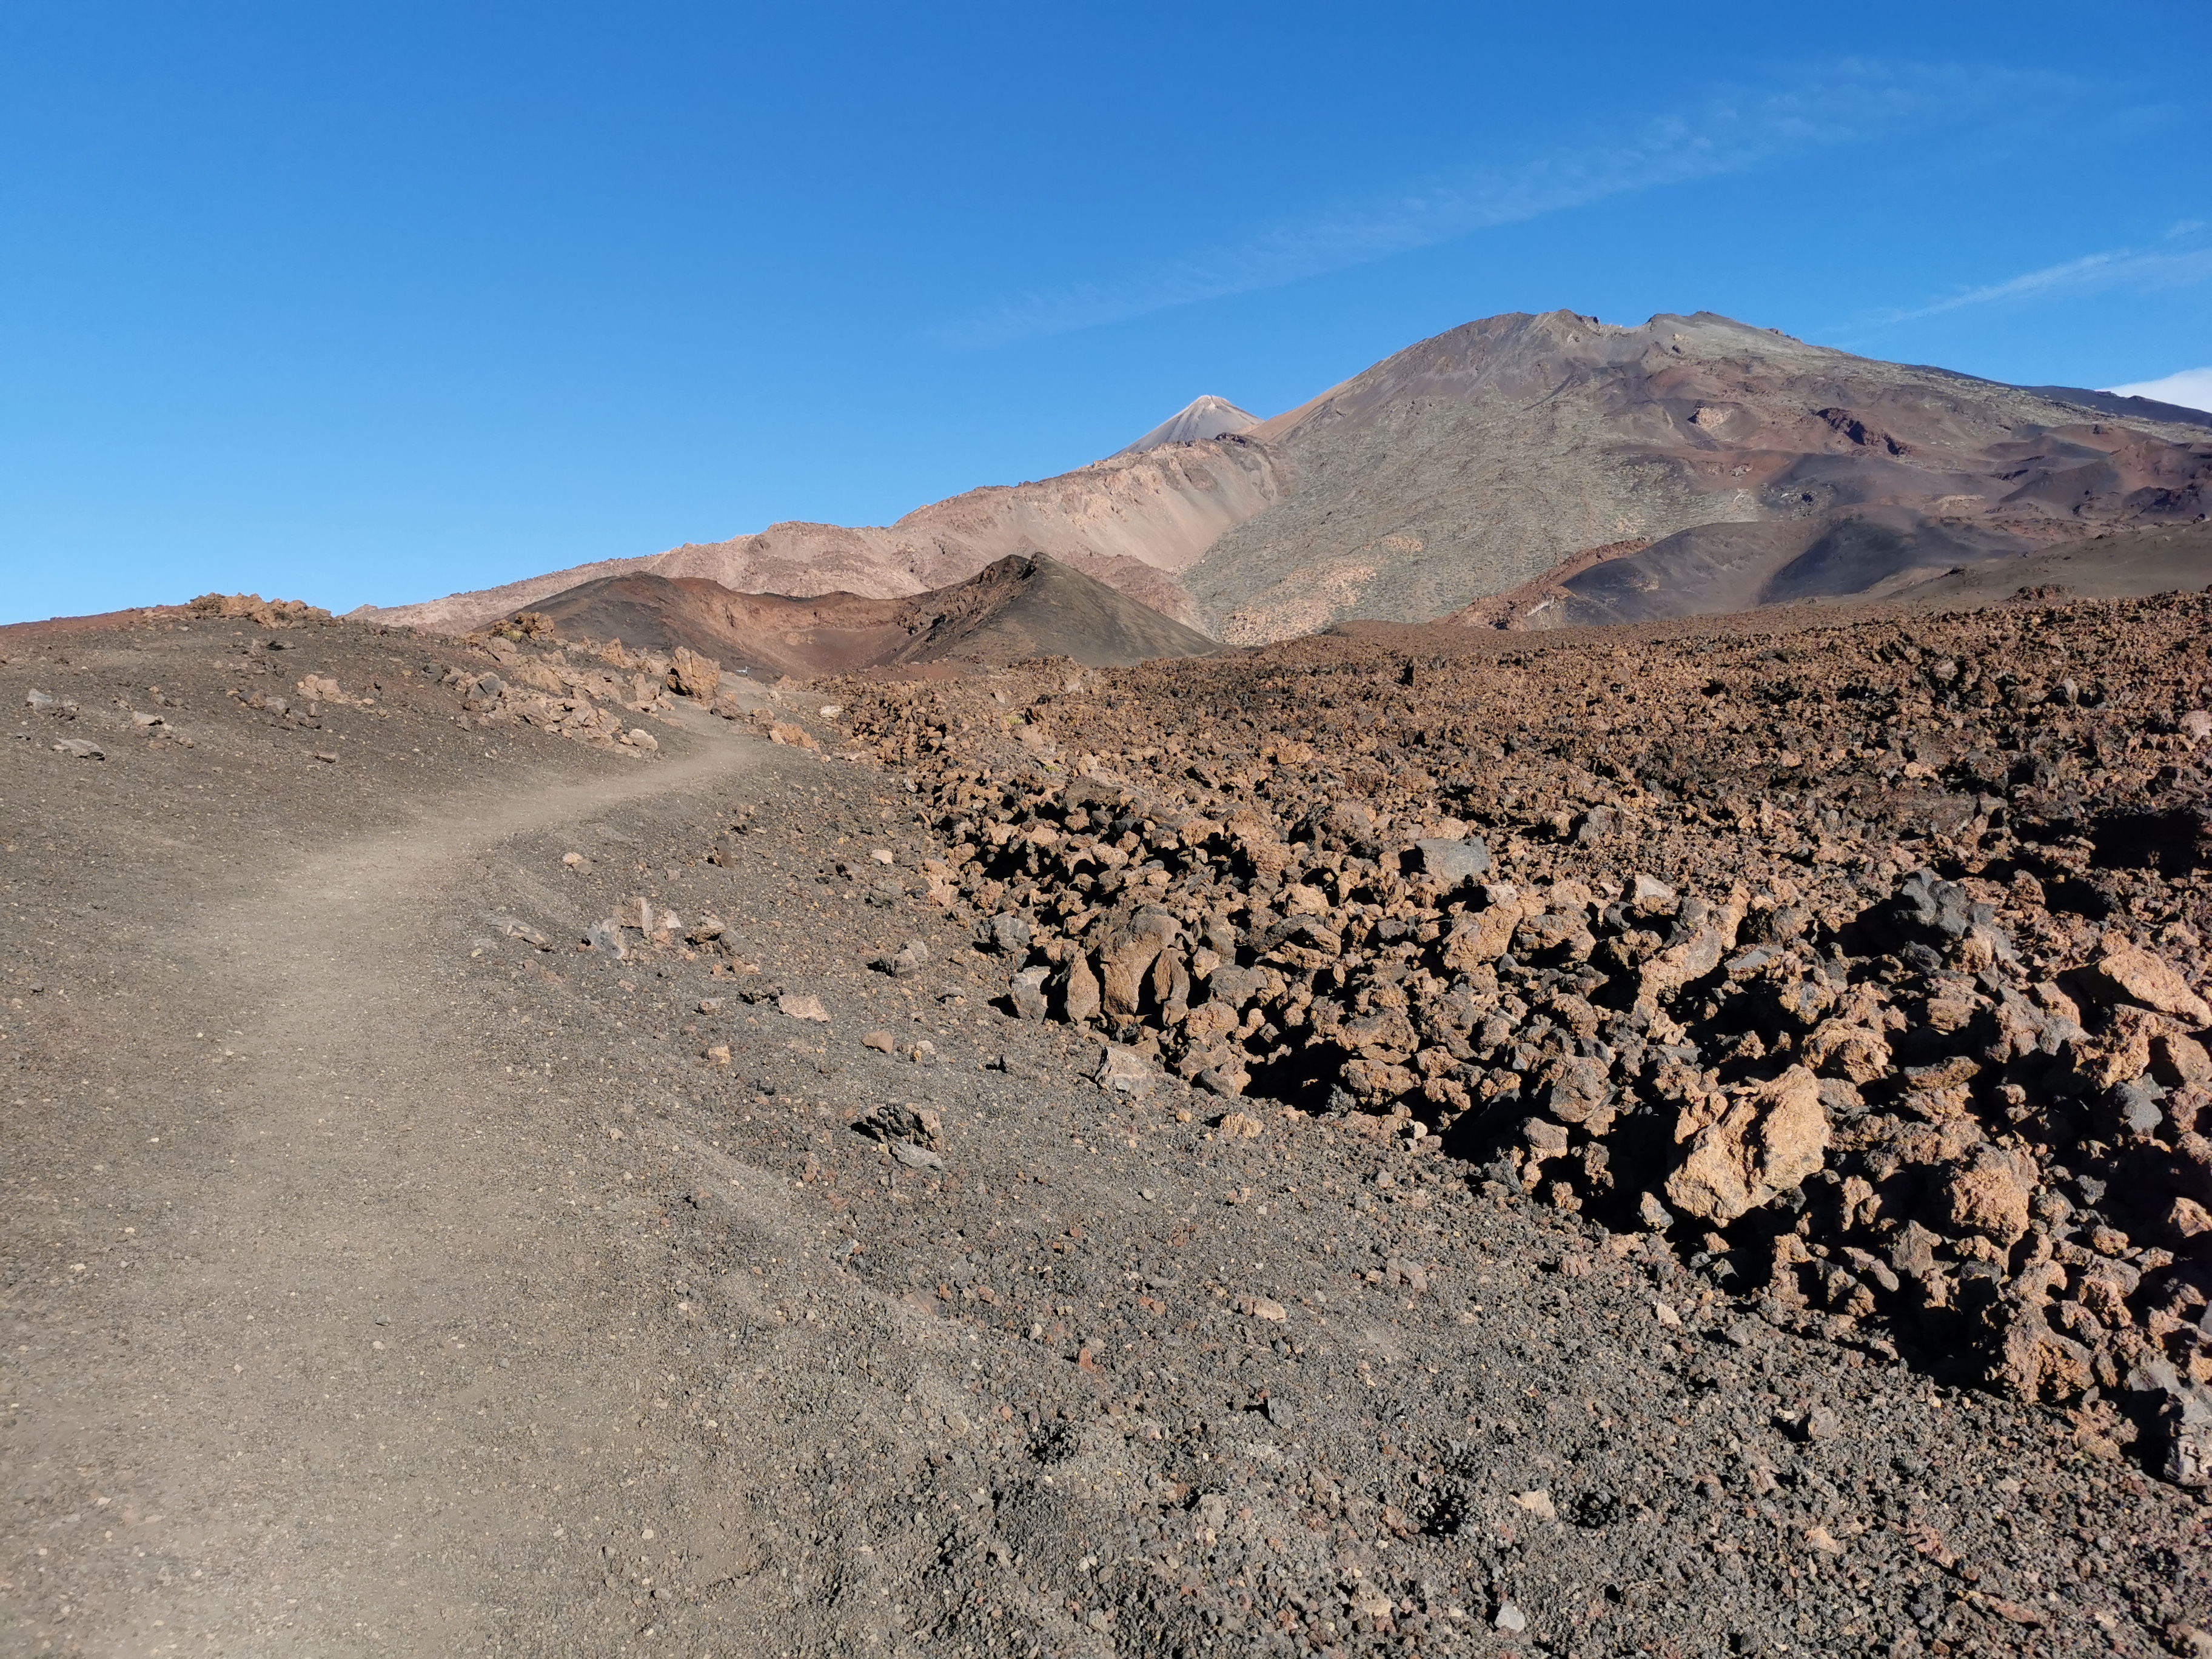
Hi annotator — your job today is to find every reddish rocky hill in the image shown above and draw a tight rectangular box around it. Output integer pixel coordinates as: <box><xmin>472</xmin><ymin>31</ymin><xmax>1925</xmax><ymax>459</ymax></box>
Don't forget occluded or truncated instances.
<box><xmin>518</xmin><ymin>552</ymin><xmax>1225</xmax><ymax>677</ymax></box>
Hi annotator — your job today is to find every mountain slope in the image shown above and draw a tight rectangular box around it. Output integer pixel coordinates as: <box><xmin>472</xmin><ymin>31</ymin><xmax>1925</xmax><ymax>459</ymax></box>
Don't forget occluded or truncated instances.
<box><xmin>518</xmin><ymin>554</ymin><xmax>1224</xmax><ymax>677</ymax></box>
<box><xmin>1434</xmin><ymin>516</ymin><xmax>2212</xmax><ymax>631</ymax></box>
<box><xmin>2021</xmin><ymin>381</ymin><xmax>2212</xmax><ymax>429</ymax></box>
<box><xmin>1183</xmin><ymin>310</ymin><xmax>2212</xmax><ymax>642</ymax></box>
<box><xmin>359</xmin><ymin>441</ymin><xmax>1284</xmax><ymax>636</ymax></box>
<box><xmin>885</xmin><ymin>549</ymin><xmax>1228</xmax><ymax>668</ymax></box>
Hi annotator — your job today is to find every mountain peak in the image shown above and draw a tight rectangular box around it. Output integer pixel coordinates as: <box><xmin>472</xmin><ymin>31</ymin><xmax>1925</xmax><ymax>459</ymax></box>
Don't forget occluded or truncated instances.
<box><xmin>1113</xmin><ymin>394</ymin><xmax>1260</xmax><ymax>458</ymax></box>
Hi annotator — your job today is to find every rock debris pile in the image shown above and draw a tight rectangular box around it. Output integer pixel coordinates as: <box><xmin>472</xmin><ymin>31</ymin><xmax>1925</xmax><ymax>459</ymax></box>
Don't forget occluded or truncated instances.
<box><xmin>433</xmin><ymin>625</ymin><xmax>803</xmax><ymax>754</ymax></box>
<box><xmin>188</xmin><ymin>591</ymin><xmax>331</xmax><ymax>626</ymax></box>
<box><xmin>181</xmin><ymin>592</ymin><xmax>834</xmax><ymax>762</ymax></box>
<box><xmin>834</xmin><ymin>594</ymin><xmax>2212</xmax><ymax>1476</ymax></box>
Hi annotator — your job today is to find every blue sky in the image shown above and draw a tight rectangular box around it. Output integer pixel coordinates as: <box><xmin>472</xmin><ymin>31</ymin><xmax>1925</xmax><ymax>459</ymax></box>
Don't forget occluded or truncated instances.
<box><xmin>4</xmin><ymin>1</ymin><xmax>2208</xmax><ymax>623</ymax></box>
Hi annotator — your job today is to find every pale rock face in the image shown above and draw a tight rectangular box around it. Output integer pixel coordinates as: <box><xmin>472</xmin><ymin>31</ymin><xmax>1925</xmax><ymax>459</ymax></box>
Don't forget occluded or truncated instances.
<box><xmin>1664</xmin><ymin>1066</ymin><xmax>1829</xmax><ymax>1224</ymax></box>
<box><xmin>1061</xmin><ymin>955</ymin><xmax>1102</xmax><ymax>1025</ymax></box>
<box><xmin>669</xmin><ymin>646</ymin><xmax>720</xmax><ymax>702</ymax></box>
<box><xmin>1408</xmin><ymin>837</ymin><xmax>1490</xmax><ymax>885</ymax></box>
<box><xmin>1638</xmin><ymin>899</ymin><xmax>1746</xmax><ymax>1002</ymax></box>
<box><xmin>1094</xmin><ymin>909</ymin><xmax>1180</xmax><ymax>1016</ymax></box>
<box><xmin>1801</xmin><ymin>1017</ymin><xmax>1892</xmax><ymax>1084</ymax></box>
<box><xmin>2085</xmin><ymin>943</ymin><xmax>2211</xmax><ymax>1025</ymax></box>
<box><xmin>356</xmin><ymin>438</ymin><xmax>1287</xmax><ymax>635</ymax></box>
<box><xmin>1094</xmin><ymin>1045</ymin><xmax>1160</xmax><ymax>1096</ymax></box>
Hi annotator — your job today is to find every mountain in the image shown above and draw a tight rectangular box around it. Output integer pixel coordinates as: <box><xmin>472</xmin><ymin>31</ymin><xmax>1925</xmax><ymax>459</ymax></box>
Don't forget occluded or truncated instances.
<box><xmin>1113</xmin><ymin>394</ymin><xmax>1261</xmax><ymax>457</ymax></box>
<box><xmin>515</xmin><ymin>553</ymin><xmax>1225</xmax><ymax>677</ymax></box>
<box><xmin>358</xmin><ymin>309</ymin><xmax>2212</xmax><ymax>646</ymax></box>
<box><xmin>356</xmin><ymin>439</ymin><xmax>1281</xmax><ymax>637</ymax></box>
<box><xmin>1185</xmin><ymin>310</ymin><xmax>2212</xmax><ymax>642</ymax></box>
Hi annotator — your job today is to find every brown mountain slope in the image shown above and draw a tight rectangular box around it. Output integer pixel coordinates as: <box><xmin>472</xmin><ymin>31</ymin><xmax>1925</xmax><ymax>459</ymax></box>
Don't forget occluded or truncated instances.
<box><xmin>359</xmin><ymin>439</ymin><xmax>1284</xmax><ymax>637</ymax></box>
<box><xmin>1185</xmin><ymin>310</ymin><xmax>2211</xmax><ymax>642</ymax></box>
<box><xmin>518</xmin><ymin>553</ymin><xmax>1225</xmax><ymax>677</ymax></box>
<box><xmin>520</xmin><ymin>574</ymin><xmax>919</xmax><ymax>679</ymax></box>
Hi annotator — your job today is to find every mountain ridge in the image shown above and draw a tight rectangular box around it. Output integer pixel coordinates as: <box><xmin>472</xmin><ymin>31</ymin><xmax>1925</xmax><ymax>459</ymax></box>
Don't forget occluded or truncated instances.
<box><xmin>357</xmin><ymin>309</ymin><xmax>2212</xmax><ymax>646</ymax></box>
<box><xmin>356</xmin><ymin>438</ymin><xmax>1281</xmax><ymax>637</ymax></box>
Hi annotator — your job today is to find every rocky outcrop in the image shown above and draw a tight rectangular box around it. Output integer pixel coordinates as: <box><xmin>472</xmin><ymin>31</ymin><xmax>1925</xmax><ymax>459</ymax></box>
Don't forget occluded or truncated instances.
<box><xmin>428</xmin><ymin>625</ymin><xmax>787</xmax><ymax>754</ymax></box>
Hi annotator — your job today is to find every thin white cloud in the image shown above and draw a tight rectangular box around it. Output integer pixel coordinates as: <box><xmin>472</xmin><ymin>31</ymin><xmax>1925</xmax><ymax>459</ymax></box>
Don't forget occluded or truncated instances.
<box><xmin>1868</xmin><ymin>241</ymin><xmax>2212</xmax><ymax>326</ymax></box>
<box><xmin>2107</xmin><ymin>366</ymin><xmax>2212</xmax><ymax>414</ymax></box>
<box><xmin>929</xmin><ymin>61</ymin><xmax>2043</xmax><ymax>350</ymax></box>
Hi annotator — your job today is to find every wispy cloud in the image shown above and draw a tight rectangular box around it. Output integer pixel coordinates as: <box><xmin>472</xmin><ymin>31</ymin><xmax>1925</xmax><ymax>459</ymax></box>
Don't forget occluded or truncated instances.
<box><xmin>928</xmin><ymin>61</ymin><xmax>2040</xmax><ymax>350</ymax></box>
<box><xmin>1865</xmin><ymin>239</ymin><xmax>2212</xmax><ymax>326</ymax></box>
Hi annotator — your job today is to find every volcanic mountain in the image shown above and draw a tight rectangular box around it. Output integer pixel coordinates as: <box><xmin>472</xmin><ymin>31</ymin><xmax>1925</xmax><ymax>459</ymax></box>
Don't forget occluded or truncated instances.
<box><xmin>516</xmin><ymin>553</ymin><xmax>1224</xmax><ymax>677</ymax></box>
<box><xmin>1112</xmin><ymin>394</ymin><xmax>1260</xmax><ymax>456</ymax></box>
<box><xmin>358</xmin><ymin>311</ymin><xmax>2212</xmax><ymax>643</ymax></box>
<box><xmin>1187</xmin><ymin>312</ymin><xmax>2212</xmax><ymax>640</ymax></box>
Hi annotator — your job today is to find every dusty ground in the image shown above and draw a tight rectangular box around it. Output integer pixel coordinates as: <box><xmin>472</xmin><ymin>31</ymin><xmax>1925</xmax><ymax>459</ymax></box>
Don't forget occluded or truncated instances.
<box><xmin>2</xmin><ymin>605</ymin><xmax>2207</xmax><ymax>1658</ymax></box>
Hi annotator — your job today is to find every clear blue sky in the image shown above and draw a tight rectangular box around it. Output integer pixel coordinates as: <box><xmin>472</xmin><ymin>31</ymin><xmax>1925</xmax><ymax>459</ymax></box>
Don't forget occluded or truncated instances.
<box><xmin>4</xmin><ymin>1</ymin><xmax>2208</xmax><ymax>623</ymax></box>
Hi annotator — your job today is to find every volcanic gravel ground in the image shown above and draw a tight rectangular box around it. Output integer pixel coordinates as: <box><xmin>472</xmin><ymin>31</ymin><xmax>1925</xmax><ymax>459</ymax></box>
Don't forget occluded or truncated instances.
<box><xmin>0</xmin><ymin>605</ymin><xmax>2204</xmax><ymax>1658</ymax></box>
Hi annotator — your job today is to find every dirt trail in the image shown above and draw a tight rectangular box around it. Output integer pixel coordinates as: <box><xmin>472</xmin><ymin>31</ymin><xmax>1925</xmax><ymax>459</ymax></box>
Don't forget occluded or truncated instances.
<box><xmin>8</xmin><ymin>716</ymin><xmax>776</xmax><ymax>1652</ymax></box>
